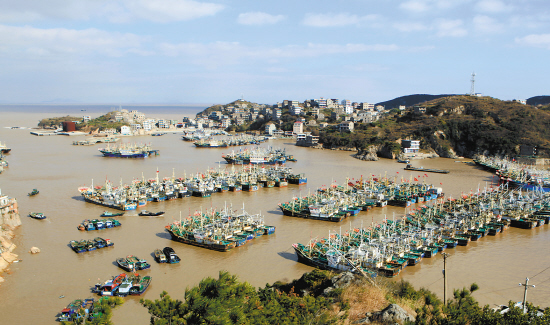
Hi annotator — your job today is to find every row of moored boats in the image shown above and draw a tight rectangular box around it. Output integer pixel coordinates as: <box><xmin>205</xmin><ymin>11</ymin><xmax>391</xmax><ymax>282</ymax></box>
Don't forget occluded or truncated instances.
<box><xmin>293</xmin><ymin>183</ymin><xmax>550</xmax><ymax>278</ymax></box>
<box><xmin>78</xmin><ymin>165</ymin><xmax>306</xmax><ymax>210</ymax></box>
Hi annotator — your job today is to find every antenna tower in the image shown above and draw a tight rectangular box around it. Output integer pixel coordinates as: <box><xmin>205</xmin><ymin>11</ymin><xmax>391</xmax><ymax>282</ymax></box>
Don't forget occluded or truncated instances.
<box><xmin>470</xmin><ymin>72</ymin><xmax>476</xmax><ymax>96</ymax></box>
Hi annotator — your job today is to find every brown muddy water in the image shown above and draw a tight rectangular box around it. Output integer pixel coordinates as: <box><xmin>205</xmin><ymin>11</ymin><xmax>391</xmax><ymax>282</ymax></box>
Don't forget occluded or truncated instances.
<box><xmin>0</xmin><ymin>111</ymin><xmax>549</xmax><ymax>324</ymax></box>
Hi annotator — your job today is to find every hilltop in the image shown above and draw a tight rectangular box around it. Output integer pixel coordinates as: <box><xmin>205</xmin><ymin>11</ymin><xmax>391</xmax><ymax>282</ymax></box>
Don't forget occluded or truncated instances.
<box><xmin>196</xmin><ymin>99</ymin><xmax>260</xmax><ymax>118</ymax></box>
<box><xmin>527</xmin><ymin>96</ymin><xmax>550</xmax><ymax>106</ymax></box>
<box><xmin>321</xmin><ymin>95</ymin><xmax>550</xmax><ymax>158</ymax></box>
<box><xmin>375</xmin><ymin>94</ymin><xmax>457</xmax><ymax>109</ymax></box>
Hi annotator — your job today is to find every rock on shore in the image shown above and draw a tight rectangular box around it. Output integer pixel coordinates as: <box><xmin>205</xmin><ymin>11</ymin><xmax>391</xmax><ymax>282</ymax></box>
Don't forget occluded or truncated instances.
<box><xmin>0</xmin><ymin>192</ymin><xmax>22</xmax><ymax>284</ymax></box>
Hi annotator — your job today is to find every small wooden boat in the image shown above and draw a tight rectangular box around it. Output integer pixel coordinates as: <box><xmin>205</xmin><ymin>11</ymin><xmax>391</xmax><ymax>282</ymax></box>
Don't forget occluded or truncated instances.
<box><xmin>93</xmin><ymin>237</ymin><xmax>107</xmax><ymax>248</ymax></box>
<box><xmin>130</xmin><ymin>275</ymin><xmax>152</xmax><ymax>295</ymax></box>
<box><xmin>154</xmin><ymin>249</ymin><xmax>167</xmax><ymax>263</ymax></box>
<box><xmin>116</xmin><ymin>258</ymin><xmax>134</xmax><ymax>272</ymax></box>
<box><xmin>115</xmin><ymin>278</ymin><xmax>134</xmax><ymax>297</ymax></box>
<box><xmin>93</xmin><ymin>273</ymin><xmax>128</xmax><ymax>296</ymax></box>
<box><xmin>404</xmin><ymin>164</ymin><xmax>450</xmax><ymax>174</ymax></box>
<box><xmin>163</xmin><ymin>247</ymin><xmax>181</xmax><ymax>264</ymax></box>
<box><xmin>29</xmin><ymin>212</ymin><xmax>46</xmax><ymax>219</ymax></box>
<box><xmin>69</xmin><ymin>240</ymin><xmax>86</xmax><ymax>253</ymax></box>
<box><xmin>138</xmin><ymin>210</ymin><xmax>165</xmax><ymax>217</ymax></box>
<box><xmin>28</xmin><ymin>189</ymin><xmax>39</xmax><ymax>196</ymax></box>
<box><xmin>86</xmin><ymin>239</ymin><xmax>97</xmax><ymax>251</ymax></box>
<box><xmin>102</xmin><ymin>238</ymin><xmax>114</xmax><ymax>247</ymax></box>
<box><xmin>100</xmin><ymin>211</ymin><xmax>124</xmax><ymax>217</ymax></box>
<box><xmin>126</xmin><ymin>255</ymin><xmax>150</xmax><ymax>270</ymax></box>
<box><xmin>58</xmin><ymin>299</ymin><xmax>84</xmax><ymax>321</ymax></box>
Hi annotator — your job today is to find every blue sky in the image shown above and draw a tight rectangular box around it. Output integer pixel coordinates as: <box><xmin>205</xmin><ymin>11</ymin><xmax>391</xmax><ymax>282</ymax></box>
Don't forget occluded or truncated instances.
<box><xmin>0</xmin><ymin>0</ymin><xmax>548</xmax><ymax>104</ymax></box>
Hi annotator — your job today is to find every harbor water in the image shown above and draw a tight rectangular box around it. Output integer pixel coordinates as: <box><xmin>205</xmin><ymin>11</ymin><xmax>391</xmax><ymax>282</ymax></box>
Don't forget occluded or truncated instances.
<box><xmin>1</xmin><ymin>107</ymin><xmax>549</xmax><ymax>324</ymax></box>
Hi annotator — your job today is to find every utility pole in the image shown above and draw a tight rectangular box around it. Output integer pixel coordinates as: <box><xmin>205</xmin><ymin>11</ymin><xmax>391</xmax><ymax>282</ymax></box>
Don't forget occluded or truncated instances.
<box><xmin>470</xmin><ymin>72</ymin><xmax>476</xmax><ymax>96</ymax></box>
<box><xmin>519</xmin><ymin>277</ymin><xmax>535</xmax><ymax>313</ymax></box>
<box><xmin>442</xmin><ymin>252</ymin><xmax>449</xmax><ymax>305</ymax></box>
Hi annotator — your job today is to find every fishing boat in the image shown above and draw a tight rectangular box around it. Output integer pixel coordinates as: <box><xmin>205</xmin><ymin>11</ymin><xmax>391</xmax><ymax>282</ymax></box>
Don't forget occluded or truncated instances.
<box><xmin>221</xmin><ymin>147</ymin><xmax>291</xmax><ymax>165</ymax></box>
<box><xmin>69</xmin><ymin>240</ymin><xmax>87</xmax><ymax>253</ymax></box>
<box><xmin>93</xmin><ymin>237</ymin><xmax>113</xmax><ymax>248</ymax></box>
<box><xmin>93</xmin><ymin>274</ymin><xmax>128</xmax><ymax>296</ymax></box>
<box><xmin>28</xmin><ymin>189</ymin><xmax>39</xmax><ymax>196</ymax></box>
<box><xmin>29</xmin><ymin>212</ymin><xmax>46</xmax><ymax>219</ymax></box>
<box><xmin>0</xmin><ymin>141</ymin><xmax>11</xmax><ymax>154</ymax></box>
<box><xmin>163</xmin><ymin>247</ymin><xmax>181</xmax><ymax>264</ymax></box>
<box><xmin>86</xmin><ymin>239</ymin><xmax>97</xmax><ymax>251</ymax></box>
<box><xmin>138</xmin><ymin>210</ymin><xmax>165</xmax><ymax>217</ymax></box>
<box><xmin>58</xmin><ymin>299</ymin><xmax>84</xmax><ymax>322</ymax></box>
<box><xmin>70</xmin><ymin>237</ymin><xmax>112</xmax><ymax>252</ymax></box>
<box><xmin>194</xmin><ymin>135</ymin><xmax>265</xmax><ymax>148</ymax></box>
<box><xmin>98</xmin><ymin>142</ymin><xmax>159</xmax><ymax>158</ymax></box>
<box><xmin>126</xmin><ymin>255</ymin><xmax>151</xmax><ymax>270</ymax></box>
<box><xmin>78</xmin><ymin>165</ymin><xmax>305</xmax><ymax>210</ymax></box>
<box><xmin>154</xmin><ymin>249</ymin><xmax>167</xmax><ymax>263</ymax></box>
<box><xmin>114</xmin><ymin>278</ymin><xmax>134</xmax><ymax>297</ymax></box>
<box><xmin>129</xmin><ymin>275</ymin><xmax>152</xmax><ymax>295</ymax></box>
<box><xmin>116</xmin><ymin>258</ymin><xmax>134</xmax><ymax>272</ymax></box>
<box><xmin>404</xmin><ymin>164</ymin><xmax>450</xmax><ymax>174</ymax></box>
<box><xmin>397</xmin><ymin>159</ymin><xmax>410</xmax><ymax>163</ymax></box>
<box><xmin>100</xmin><ymin>211</ymin><xmax>124</xmax><ymax>217</ymax></box>
<box><xmin>108</xmin><ymin>273</ymin><xmax>150</xmax><ymax>297</ymax></box>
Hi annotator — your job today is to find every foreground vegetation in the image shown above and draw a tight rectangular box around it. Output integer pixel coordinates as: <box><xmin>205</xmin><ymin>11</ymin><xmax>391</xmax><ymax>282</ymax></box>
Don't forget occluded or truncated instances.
<box><xmin>140</xmin><ymin>270</ymin><xmax>550</xmax><ymax>325</ymax></box>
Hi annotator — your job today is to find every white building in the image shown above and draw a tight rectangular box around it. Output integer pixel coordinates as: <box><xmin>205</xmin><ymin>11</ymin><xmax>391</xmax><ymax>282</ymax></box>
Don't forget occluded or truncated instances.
<box><xmin>141</xmin><ymin>120</ymin><xmax>150</xmax><ymax>132</ymax></box>
<box><xmin>290</xmin><ymin>105</ymin><xmax>302</xmax><ymax>116</ymax></box>
<box><xmin>221</xmin><ymin>118</ymin><xmax>231</xmax><ymax>128</ymax></box>
<box><xmin>316</xmin><ymin>98</ymin><xmax>327</xmax><ymax>108</ymax></box>
<box><xmin>271</xmin><ymin>108</ymin><xmax>282</xmax><ymax>120</ymax></box>
<box><xmin>401</xmin><ymin>140</ymin><xmax>420</xmax><ymax>153</ymax></box>
<box><xmin>341</xmin><ymin>99</ymin><xmax>353</xmax><ymax>114</ymax></box>
<box><xmin>130</xmin><ymin>123</ymin><xmax>142</xmax><ymax>132</ymax></box>
<box><xmin>361</xmin><ymin>103</ymin><xmax>375</xmax><ymax>110</ymax></box>
<box><xmin>120</xmin><ymin>125</ymin><xmax>131</xmax><ymax>135</ymax></box>
<box><xmin>157</xmin><ymin>119</ymin><xmax>170</xmax><ymax>129</ymax></box>
<box><xmin>339</xmin><ymin>121</ymin><xmax>354</xmax><ymax>132</ymax></box>
<box><xmin>265</xmin><ymin>122</ymin><xmax>276</xmax><ymax>135</ymax></box>
<box><xmin>293</xmin><ymin>121</ymin><xmax>304</xmax><ymax>135</ymax></box>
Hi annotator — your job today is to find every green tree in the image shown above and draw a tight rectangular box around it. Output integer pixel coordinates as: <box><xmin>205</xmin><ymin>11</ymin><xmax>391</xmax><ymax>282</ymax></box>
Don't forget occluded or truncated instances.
<box><xmin>141</xmin><ymin>271</ymin><xmax>337</xmax><ymax>325</ymax></box>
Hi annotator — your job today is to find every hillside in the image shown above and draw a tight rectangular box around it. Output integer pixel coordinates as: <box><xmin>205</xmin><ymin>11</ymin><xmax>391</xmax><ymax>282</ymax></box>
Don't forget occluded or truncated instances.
<box><xmin>375</xmin><ymin>94</ymin><xmax>457</xmax><ymax>109</ymax></box>
<box><xmin>196</xmin><ymin>99</ymin><xmax>256</xmax><ymax>117</ymax></box>
<box><xmin>321</xmin><ymin>95</ymin><xmax>550</xmax><ymax>158</ymax></box>
<box><xmin>38</xmin><ymin>111</ymin><xmax>128</xmax><ymax>132</ymax></box>
<box><xmin>527</xmin><ymin>95</ymin><xmax>550</xmax><ymax>106</ymax></box>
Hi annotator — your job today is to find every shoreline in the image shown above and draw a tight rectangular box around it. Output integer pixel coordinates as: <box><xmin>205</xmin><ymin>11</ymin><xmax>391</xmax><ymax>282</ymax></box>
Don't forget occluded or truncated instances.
<box><xmin>0</xmin><ymin>193</ymin><xmax>22</xmax><ymax>284</ymax></box>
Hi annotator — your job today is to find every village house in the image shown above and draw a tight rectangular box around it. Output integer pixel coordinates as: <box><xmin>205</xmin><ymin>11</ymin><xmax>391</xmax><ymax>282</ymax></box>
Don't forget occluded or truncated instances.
<box><xmin>293</xmin><ymin>121</ymin><xmax>304</xmax><ymax>135</ymax></box>
<box><xmin>339</xmin><ymin>121</ymin><xmax>354</xmax><ymax>132</ymax></box>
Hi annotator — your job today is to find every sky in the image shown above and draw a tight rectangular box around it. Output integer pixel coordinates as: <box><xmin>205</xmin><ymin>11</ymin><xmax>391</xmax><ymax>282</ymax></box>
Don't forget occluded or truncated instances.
<box><xmin>0</xmin><ymin>0</ymin><xmax>549</xmax><ymax>105</ymax></box>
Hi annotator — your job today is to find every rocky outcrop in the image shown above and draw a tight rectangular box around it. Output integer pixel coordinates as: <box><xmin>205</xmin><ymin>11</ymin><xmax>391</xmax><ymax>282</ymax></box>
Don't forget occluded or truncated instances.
<box><xmin>353</xmin><ymin>146</ymin><xmax>379</xmax><ymax>161</ymax></box>
<box><xmin>353</xmin><ymin>143</ymin><xmax>400</xmax><ymax>161</ymax></box>
<box><xmin>30</xmin><ymin>247</ymin><xmax>40</xmax><ymax>254</ymax></box>
<box><xmin>323</xmin><ymin>271</ymin><xmax>363</xmax><ymax>296</ymax></box>
<box><xmin>355</xmin><ymin>303</ymin><xmax>416</xmax><ymax>324</ymax></box>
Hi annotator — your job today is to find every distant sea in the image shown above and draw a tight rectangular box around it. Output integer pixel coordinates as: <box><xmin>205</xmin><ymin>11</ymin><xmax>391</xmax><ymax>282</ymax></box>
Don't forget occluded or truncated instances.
<box><xmin>0</xmin><ymin>104</ymin><xmax>208</xmax><ymax>119</ymax></box>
